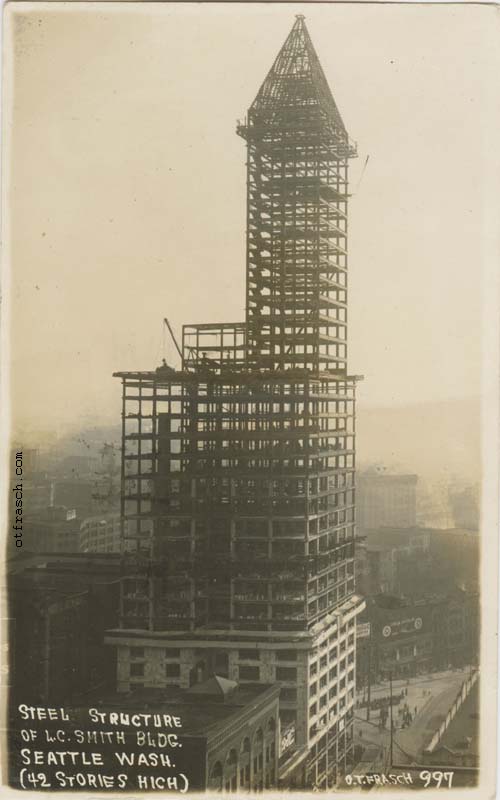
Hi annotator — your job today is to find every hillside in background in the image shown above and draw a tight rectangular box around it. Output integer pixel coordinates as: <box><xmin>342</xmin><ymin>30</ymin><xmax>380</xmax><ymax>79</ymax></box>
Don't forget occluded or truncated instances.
<box><xmin>357</xmin><ymin>396</ymin><xmax>480</xmax><ymax>484</ymax></box>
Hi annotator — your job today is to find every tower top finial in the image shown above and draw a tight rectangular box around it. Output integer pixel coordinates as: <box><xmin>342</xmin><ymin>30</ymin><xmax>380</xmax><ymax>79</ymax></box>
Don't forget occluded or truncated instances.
<box><xmin>295</xmin><ymin>14</ymin><xmax>305</xmax><ymax>20</ymax></box>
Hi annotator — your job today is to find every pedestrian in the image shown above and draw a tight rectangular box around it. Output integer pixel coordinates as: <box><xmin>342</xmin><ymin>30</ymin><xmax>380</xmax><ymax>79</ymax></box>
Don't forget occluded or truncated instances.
<box><xmin>415</xmin><ymin>706</ymin><xmax>417</xmax><ymax>716</ymax></box>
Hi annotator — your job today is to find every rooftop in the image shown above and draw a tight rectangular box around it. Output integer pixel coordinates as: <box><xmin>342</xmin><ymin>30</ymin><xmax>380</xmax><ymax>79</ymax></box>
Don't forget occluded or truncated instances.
<box><xmin>82</xmin><ymin>680</ymin><xmax>279</xmax><ymax>739</ymax></box>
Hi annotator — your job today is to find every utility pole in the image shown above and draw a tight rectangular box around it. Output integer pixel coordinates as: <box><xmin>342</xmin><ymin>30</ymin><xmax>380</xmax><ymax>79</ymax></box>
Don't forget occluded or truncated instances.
<box><xmin>366</xmin><ymin>642</ymin><xmax>372</xmax><ymax>722</ymax></box>
<box><xmin>389</xmin><ymin>671</ymin><xmax>394</xmax><ymax>768</ymax></box>
<box><xmin>325</xmin><ymin>724</ymin><xmax>329</xmax><ymax>790</ymax></box>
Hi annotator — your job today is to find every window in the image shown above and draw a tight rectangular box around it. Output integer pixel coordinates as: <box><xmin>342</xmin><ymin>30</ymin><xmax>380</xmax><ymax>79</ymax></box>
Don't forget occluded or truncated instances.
<box><xmin>130</xmin><ymin>663</ymin><xmax>144</xmax><ymax>677</ymax></box>
<box><xmin>281</xmin><ymin>688</ymin><xmax>297</xmax><ymax>702</ymax></box>
<box><xmin>277</xmin><ymin>650</ymin><xmax>297</xmax><ymax>661</ymax></box>
<box><xmin>166</xmin><ymin>663</ymin><xmax>180</xmax><ymax>678</ymax></box>
<box><xmin>239</xmin><ymin>650</ymin><xmax>260</xmax><ymax>661</ymax></box>
<box><xmin>276</xmin><ymin>667</ymin><xmax>297</xmax><ymax>681</ymax></box>
<box><xmin>320</xmin><ymin>655</ymin><xmax>327</xmax><ymax>670</ymax></box>
<box><xmin>130</xmin><ymin>647</ymin><xmax>144</xmax><ymax>659</ymax></box>
<box><xmin>310</xmin><ymin>662</ymin><xmax>317</xmax><ymax>677</ymax></box>
<box><xmin>239</xmin><ymin>665</ymin><xmax>259</xmax><ymax>681</ymax></box>
<box><xmin>165</xmin><ymin>648</ymin><xmax>180</xmax><ymax>659</ymax></box>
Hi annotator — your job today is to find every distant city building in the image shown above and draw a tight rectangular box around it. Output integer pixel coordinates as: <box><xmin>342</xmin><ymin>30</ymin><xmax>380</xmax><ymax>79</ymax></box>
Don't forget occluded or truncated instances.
<box><xmin>355</xmin><ymin>540</ymin><xmax>397</xmax><ymax>596</ymax></box>
<box><xmin>54</xmin><ymin>478</ymin><xmax>95</xmax><ymax>516</ymax></box>
<box><xmin>356</xmin><ymin>590</ymin><xmax>479</xmax><ymax>685</ymax></box>
<box><xmin>357</xmin><ymin>595</ymin><xmax>434</xmax><ymax>682</ymax></box>
<box><xmin>7</xmin><ymin>552</ymin><xmax>121</xmax><ymax>704</ymax></box>
<box><xmin>55</xmin><ymin>453</ymin><xmax>98</xmax><ymax>477</ymax></box>
<box><xmin>11</xmin><ymin>446</ymin><xmax>40</xmax><ymax>476</ymax></box>
<box><xmin>448</xmin><ymin>484</ymin><xmax>480</xmax><ymax>531</ymax></box>
<box><xmin>23</xmin><ymin>478</ymin><xmax>53</xmax><ymax>516</ymax></box>
<box><xmin>22</xmin><ymin>505</ymin><xmax>81</xmax><ymax>553</ymax></box>
<box><xmin>357</xmin><ymin>473</ymin><xmax>418</xmax><ymax>531</ymax></box>
<box><xmin>355</xmin><ymin>527</ymin><xmax>478</xmax><ymax>598</ymax></box>
<box><xmin>355</xmin><ymin>527</ymin><xmax>431</xmax><ymax>596</ymax></box>
<box><xmin>80</xmin><ymin>513</ymin><xmax>123</xmax><ymax>553</ymax></box>
<box><xmin>433</xmin><ymin>590</ymin><xmax>479</xmax><ymax>670</ymax></box>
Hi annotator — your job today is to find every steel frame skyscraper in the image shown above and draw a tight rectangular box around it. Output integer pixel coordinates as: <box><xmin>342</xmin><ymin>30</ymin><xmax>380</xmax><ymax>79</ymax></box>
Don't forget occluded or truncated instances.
<box><xmin>108</xmin><ymin>16</ymin><xmax>364</xmax><ymax>790</ymax></box>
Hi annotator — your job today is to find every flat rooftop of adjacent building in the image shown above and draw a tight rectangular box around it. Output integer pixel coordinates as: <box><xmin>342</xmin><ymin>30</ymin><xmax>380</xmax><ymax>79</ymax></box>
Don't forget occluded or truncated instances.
<box><xmin>82</xmin><ymin>679</ymin><xmax>279</xmax><ymax>738</ymax></box>
<box><xmin>358</xmin><ymin>473</ymin><xmax>418</xmax><ymax>482</ymax></box>
<box><xmin>7</xmin><ymin>552</ymin><xmax>122</xmax><ymax>583</ymax></box>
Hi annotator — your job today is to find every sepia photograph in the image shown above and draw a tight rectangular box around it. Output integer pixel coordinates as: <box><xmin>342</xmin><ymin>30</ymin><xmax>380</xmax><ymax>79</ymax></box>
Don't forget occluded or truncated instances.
<box><xmin>1</xmin><ymin>2</ymin><xmax>499</xmax><ymax>796</ymax></box>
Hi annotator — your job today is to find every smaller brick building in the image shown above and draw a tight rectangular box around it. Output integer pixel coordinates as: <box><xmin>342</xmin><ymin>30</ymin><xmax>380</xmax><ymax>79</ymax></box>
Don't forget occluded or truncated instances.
<box><xmin>357</xmin><ymin>591</ymin><xmax>479</xmax><ymax>686</ymax></box>
<box><xmin>8</xmin><ymin>678</ymin><xmax>279</xmax><ymax>793</ymax></box>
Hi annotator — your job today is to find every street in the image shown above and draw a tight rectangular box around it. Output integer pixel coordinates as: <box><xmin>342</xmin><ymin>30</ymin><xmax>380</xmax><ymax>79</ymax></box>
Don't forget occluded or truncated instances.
<box><xmin>354</xmin><ymin>667</ymin><xmax>473</xmax><ymax>768</ymax></box>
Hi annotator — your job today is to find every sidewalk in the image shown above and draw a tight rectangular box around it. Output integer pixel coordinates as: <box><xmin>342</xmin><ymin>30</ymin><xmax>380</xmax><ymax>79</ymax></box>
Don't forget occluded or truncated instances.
<box><xmin>396</xmin><ymin>678</ymin><xmax>468</xmax><ymax>759</ymax></box>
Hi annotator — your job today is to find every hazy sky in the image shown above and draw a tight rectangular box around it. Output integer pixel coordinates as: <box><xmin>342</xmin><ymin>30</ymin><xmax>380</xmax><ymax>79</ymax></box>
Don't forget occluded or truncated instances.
<box><xmin>5</xmin><ymin>2</ymin><xmax>498</xmax><ymax>435</ymax></box>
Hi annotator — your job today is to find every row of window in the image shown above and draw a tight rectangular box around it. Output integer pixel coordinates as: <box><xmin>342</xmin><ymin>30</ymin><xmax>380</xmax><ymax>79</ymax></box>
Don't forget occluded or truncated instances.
<box><xmin>130</xmin><ymin>646</ymin><xmax>180</xmax><ymax>659</ymax></box>
<box><xmin>310</xmin><ymin>671</ymin><xmax>355</xmax><ymax>716</ymax></box>
<box><xmin>239</xmin><ymin>666</ymin><xmax>297</xmax><ymax>682</ymax></box>
<box><xmin>130</xmin><ymin>662</ymin><xmax>180</xmax><ymax>678</ymax></box>
<box><xmin>238</xmin><ymin>649</ymin><xmax>298</xmax><ymax>662</ymax></box>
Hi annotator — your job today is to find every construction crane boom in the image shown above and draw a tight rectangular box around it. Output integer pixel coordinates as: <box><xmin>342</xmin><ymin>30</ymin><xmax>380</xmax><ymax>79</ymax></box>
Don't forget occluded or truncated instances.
<box><xmin>163</xmin><ymin>317</ymin><xmax>183</xmax><ymax>361</ymax></box>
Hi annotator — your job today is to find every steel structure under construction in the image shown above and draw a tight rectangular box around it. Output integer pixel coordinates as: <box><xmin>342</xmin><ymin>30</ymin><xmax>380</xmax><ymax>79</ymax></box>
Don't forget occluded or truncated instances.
<box><xmin>107</xmin><ymin>16</ymin><xmax>365</xmax><ymax>791</ymax></box>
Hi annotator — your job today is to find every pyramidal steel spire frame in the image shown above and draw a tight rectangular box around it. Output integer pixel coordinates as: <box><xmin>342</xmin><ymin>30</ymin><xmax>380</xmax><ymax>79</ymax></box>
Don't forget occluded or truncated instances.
<box><xmin>238</xmin><ymin>15</ymin><xmax>357</xmax><ymax>375</ymax></box>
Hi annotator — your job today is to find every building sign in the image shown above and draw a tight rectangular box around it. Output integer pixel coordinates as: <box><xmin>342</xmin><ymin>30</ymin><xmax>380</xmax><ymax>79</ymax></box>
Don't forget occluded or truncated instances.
<box><xmin>382</xmin><ymin>617</ymin><xmax>423</xmax><ymax>638</ymax></box>
<box><xmin>357</xmin><ymin>622</ymin><xmax>371</xmax><ymax>639</ymax></box>
<box><xmin>280</xmin><ymin>724</ymin><xmax>296</xmax><ymax>754</ymax></box>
